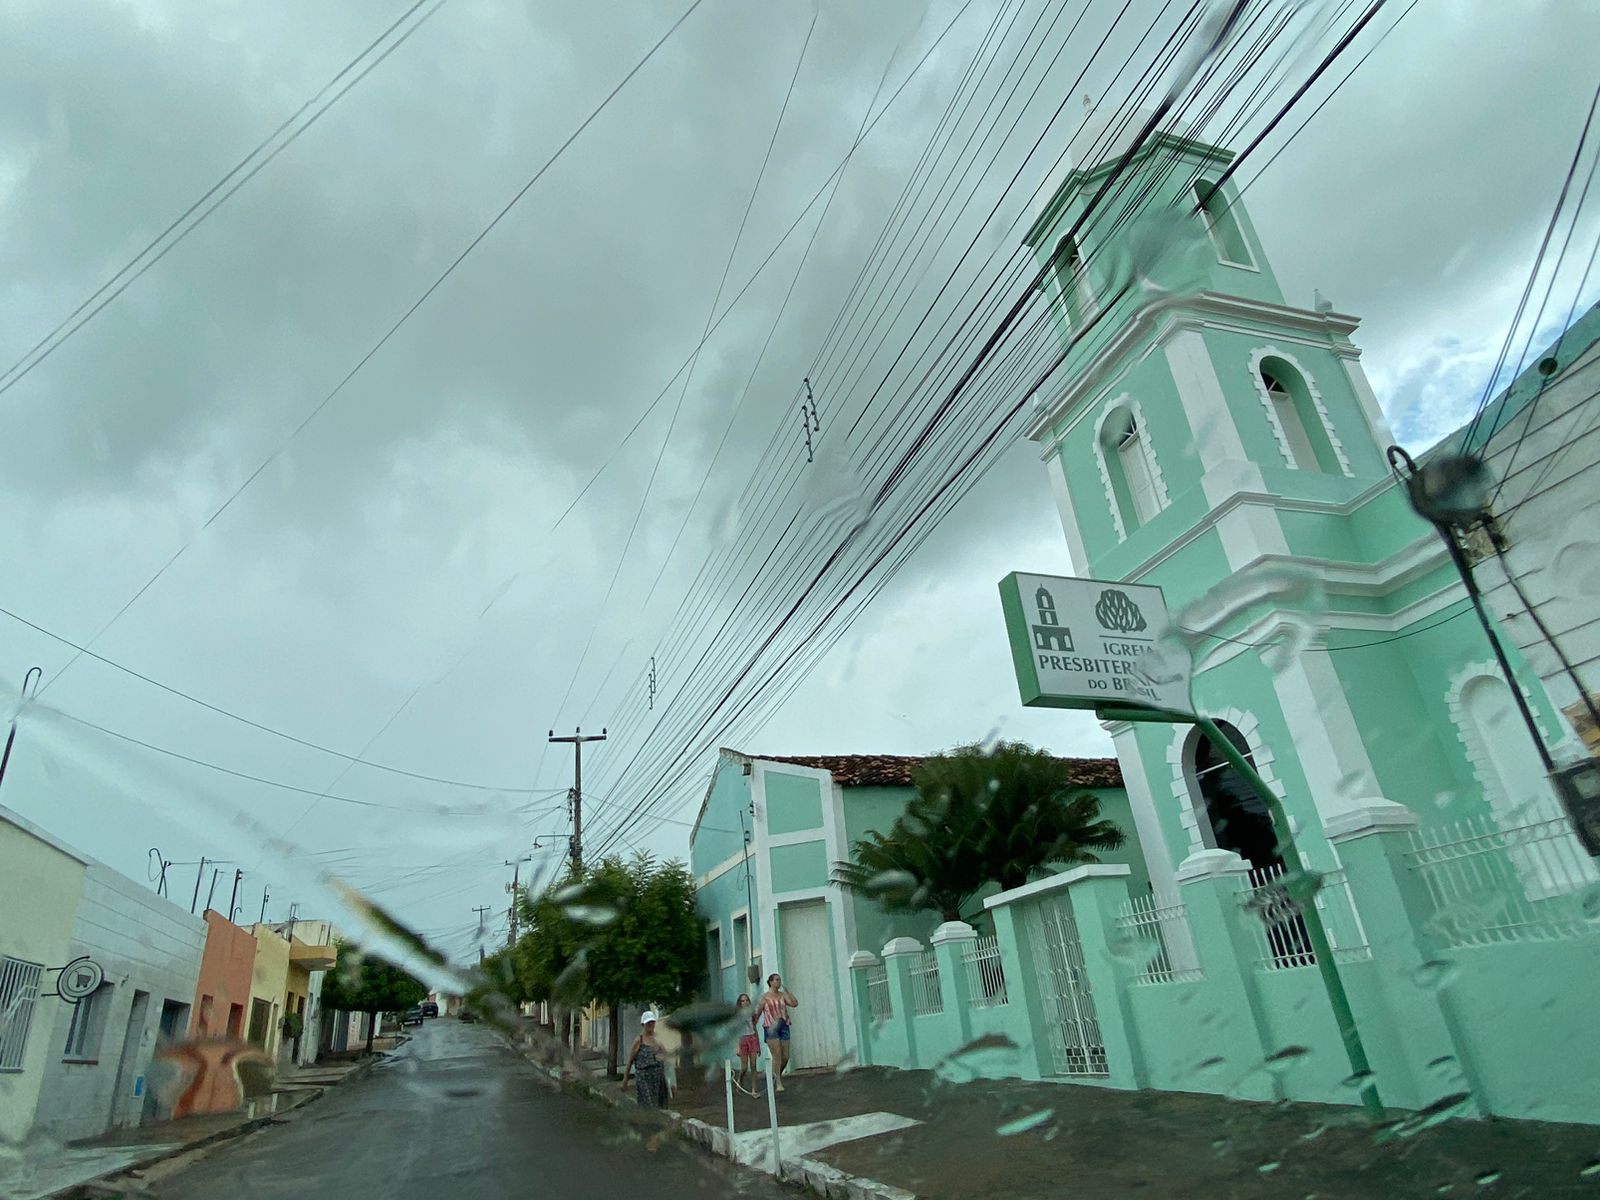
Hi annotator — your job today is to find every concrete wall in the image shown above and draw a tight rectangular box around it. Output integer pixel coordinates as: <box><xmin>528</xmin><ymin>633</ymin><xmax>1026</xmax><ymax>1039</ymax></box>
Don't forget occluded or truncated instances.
<box><xmin>30</xmin><ymin>865</ymin><xmax>206</xmax><ymax>1142</ymax></box>
<box><xmin>854</xmin><ymin>806</ymin><xmax>1600</xmax><ymax>1128</ymax></box>
<box><xmin>191</xmin><ymin>912</ymin><xmax>256</xmax><ymax>1040</ymax></box>
<box><xmin>0</xmin><ymin>811</ymin><xmax>87</xmax><ymax>1144</ymax></box>
<box><xmin>247</xmin><ymin>926</ymin><xmax>290</xmax><ymax>1059</ymax></box>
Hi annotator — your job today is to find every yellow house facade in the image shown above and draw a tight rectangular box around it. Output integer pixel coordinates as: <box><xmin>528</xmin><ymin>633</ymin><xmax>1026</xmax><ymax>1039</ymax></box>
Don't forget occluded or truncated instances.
<box><xmin>246</xmin><ymin>925</ymin><xmax>291</xmax><ymax>1059</ymax></box>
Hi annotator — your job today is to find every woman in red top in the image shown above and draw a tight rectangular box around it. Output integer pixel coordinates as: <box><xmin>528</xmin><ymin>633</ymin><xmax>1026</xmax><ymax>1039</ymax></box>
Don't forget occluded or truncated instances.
<box><xmin>759</xmin><ymin>972</ymin><xmax>799</xmax><ymax>1091</ymax></box>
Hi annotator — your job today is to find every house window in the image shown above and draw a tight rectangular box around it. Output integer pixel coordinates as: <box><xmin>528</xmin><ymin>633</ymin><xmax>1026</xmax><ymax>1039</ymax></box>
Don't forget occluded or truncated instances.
<box><xmin>64</xmin><ymin>983</ymin><xmax>111</xmax><ymax>1061</ymax></box>
<box><xmin>1260</xmin><ymin>358</ymin><xmax>1339</xmax><ymax>473</ymax></box>
<box><xmin>0</xmin><ymin>956</ymin><xmax>44</xmax><ymax>1071</ymax></box>
<box><xmin>1052</xmin><ymin>235</ymin><xmax>1098</xmax><ymax>332</ymax></box>
<box><xmin>1194</xmin><ymin>178</ymin><xmax>1254</xmax><ymax>267</ymax></box>
<box><xmin>1102</xmin><ymin>408</ymin><xmax>1161</xmax><ymax>530</ymax></box>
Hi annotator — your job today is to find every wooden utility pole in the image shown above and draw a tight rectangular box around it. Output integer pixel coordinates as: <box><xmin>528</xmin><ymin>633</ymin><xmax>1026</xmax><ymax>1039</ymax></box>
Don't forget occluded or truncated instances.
<box><xmin>470</xmin><ymin>905</ymin><xmax>492</xmax><ymax>963</ymax></box>
<box><xmin>504</xmin><ymin>856</ymin><xmax>531</xmax><ymax>947</ymax></box>
<box><xmin>547</xmin><ymin>727</ymin><xmax>606</xmax><ymax>868</ymax></box>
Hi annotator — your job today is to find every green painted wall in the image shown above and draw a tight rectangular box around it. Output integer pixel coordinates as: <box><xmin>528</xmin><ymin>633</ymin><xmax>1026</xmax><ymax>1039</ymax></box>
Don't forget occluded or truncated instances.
<box><xmin>770</xmin><ymin>840</ymin><xmax>829</xmax><ymax>894</ymax></box>
<box><xmin>765</xmin><ymin>768</ymin><xmax>825</xmax><ymax>835</ymax></box>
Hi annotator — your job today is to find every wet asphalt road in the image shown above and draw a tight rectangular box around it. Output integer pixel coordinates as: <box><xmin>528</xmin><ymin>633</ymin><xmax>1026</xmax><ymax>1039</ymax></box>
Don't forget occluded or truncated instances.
<box><xmin>150</xmin><ymin>1018</ymin><xmax>775</xmax><ymax>1200</ymax></box>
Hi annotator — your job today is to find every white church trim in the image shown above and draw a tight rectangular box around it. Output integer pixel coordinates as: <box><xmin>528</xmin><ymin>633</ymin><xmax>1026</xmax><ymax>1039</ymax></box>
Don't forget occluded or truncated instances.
<box><xmin>1092</xmin><ymin>392</ymin><xmax>1170</xmax><ymax>541</ymax></box>
<box><xmin>1246</xmin><ymin>345</ymin><xmax>1354</xmax><ymax>477</ymax></box>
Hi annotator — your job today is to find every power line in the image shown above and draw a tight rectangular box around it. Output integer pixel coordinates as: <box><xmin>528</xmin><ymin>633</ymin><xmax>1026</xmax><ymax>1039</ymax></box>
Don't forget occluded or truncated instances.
<box><xmin>0</xmin><ymin>601</ymin><xmax>566</xmax><ymax>793</ymax></box>
<box><xmin>34</xmin><ymin>0</ymin><xmax>710</xmax><ymax>709</ymax></box>
<box><xmin>45</xmin><ymin>705</ymin><xmax>569</xmax><ymax>814</ymax></box>
<box><xmin>1462</xmin><ymin>69</ymin><xmax>1600</xmax><ymax>455</ymax></box>
<box><xmin>0</xmin><ymin>0</ymin><xmax>448</xmax><ymax>401</ymax></box>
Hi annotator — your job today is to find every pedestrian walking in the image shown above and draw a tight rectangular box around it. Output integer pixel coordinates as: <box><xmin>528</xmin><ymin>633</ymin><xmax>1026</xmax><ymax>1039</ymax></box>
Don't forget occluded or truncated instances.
<box><xmin>621</xmin><ymin>1010</ymin><xmax>671</xmax><ymax>1109</ymax></box>
<box><xmin>759</xmin><ymin>972</ymin><xmax>799</xmax><ymax>1091</ymax></box>
<box><xmin>734</xmin><ymin>993</ymin><xmax>760</xmax><ymax>1094</ymax></box>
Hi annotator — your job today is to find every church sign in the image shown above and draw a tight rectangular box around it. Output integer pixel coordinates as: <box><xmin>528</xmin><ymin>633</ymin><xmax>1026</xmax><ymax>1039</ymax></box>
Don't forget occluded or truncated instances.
<box><xmin>998</xmin><ymin>572</ymin><xmax>1191</xmax><ymax>715</ymax></box>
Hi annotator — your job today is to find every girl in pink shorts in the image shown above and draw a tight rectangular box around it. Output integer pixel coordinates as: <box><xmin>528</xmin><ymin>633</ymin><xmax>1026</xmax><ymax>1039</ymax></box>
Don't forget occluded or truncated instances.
<box><xmin>735</xmin><ymin>993</ymin><xmax>760</xmax><ymax>1094</ymax></box>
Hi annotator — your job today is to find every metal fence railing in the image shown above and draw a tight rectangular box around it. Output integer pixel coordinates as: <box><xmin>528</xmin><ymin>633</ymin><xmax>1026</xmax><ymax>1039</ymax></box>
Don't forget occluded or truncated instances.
<box><xmin>866</xmin><ymin>963</ymin><xmax>892</xmax><ymax>1021</ymax></box>
<box><xmin>1115</xmin><ymin>892</ymin><xmax>1204</xmax><ymax>984</ymax></box>
<box><xmin>1239</xmin><ymin>863</ymin><xmax>1371</xmax><ymax>971</ymax></box>
<box><xmin>960</xmin><ymin>935</ymin><xmax>1010</xmax><ymax>1008</ymax></box>
<box><xmin>910</xmin><ymin>950</ymin><xmax>943</xmax><ymax>1016</ymax></box>
<box><xmin>0</xmin><ymin>956</ymin><xmax>43</xmax><ymax>1073</ymax></box>
<box><xmin>1407</xmin><ymin>803</ymin><xmax>1600</xmax><ymax>947</ymax></box>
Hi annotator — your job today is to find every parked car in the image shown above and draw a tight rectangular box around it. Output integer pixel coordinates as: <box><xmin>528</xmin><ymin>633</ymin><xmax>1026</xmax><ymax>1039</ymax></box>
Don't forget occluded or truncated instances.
<box><xmin>421</xmin><ymin>1001</ymin><xmax>439</xmax><ymax>1018</ymax></box>
<box><xmin>401</xmin><ymin>1005</ymin><xmax>425</xmax><ymax>1027</ymax></box>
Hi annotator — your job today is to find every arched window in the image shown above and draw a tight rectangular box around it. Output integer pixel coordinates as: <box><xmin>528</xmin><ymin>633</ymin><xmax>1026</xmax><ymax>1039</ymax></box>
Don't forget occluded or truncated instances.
<box><xmin>1260</xmin><ymin>357</ymin><xmax>1340</xmax><ymax>473</ymax></box>
<box><xmin>1053</xmin><ymin>235</ymin><xmax>1098</xmax><ymax>331</ymax></box>
<box><xmin>1193</xmin><ymin>178</ymin><xmax>1254</xmax><ymax>267</ymax></box>
<box><xmin>1100</xmin><ymin>407</ymin><xmax>1161</xmax><ymax>531</ymax></box>
<box><xmin>1459</xmin><ymin>675</ymin><xmax>1549</xmax><ymax>821</ymax></box>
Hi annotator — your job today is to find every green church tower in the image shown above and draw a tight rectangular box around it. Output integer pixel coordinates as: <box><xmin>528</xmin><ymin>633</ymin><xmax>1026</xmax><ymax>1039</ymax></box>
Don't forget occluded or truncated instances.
<box><xmin>1021</xmin><ymin>126</ymin><xmax>1577</xmax><ymax>899</ymax></box>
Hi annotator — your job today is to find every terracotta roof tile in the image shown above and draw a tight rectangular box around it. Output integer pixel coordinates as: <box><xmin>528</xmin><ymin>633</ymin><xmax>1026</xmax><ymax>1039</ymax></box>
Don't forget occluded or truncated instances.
<box><xmin>756</xmin><ymin>752</ymin><xmax>1123</xmax><ymax>790</ymax></box>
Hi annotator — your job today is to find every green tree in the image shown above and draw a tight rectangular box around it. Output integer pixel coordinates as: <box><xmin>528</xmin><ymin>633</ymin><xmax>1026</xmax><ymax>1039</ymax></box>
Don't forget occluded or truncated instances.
<box><xmin>833</xmin><ymin>741</ymin><xmax>1126</xmax><ymax>923</ymax></box>
<box><xmin>511</xmin><ymin>854</ymin><xmax>704</xmax><ymax>1076</ymax></box>
<box><xmin>320</xmin><ymin>941</ymin><xmax>429</xmax><ymax>1053</ymax></box>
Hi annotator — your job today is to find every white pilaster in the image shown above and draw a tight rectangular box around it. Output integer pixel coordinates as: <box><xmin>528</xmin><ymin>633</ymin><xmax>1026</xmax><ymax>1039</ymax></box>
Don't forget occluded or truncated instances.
<box><xmin>1268</xmin><ymin>639</ymin><xmax>1386</xmax><ymax>825</ymax></box>
<box><xmin>1104</xmin><ymin>719</ymin><xmax>1182</xmax><ymax>900</ymax></box>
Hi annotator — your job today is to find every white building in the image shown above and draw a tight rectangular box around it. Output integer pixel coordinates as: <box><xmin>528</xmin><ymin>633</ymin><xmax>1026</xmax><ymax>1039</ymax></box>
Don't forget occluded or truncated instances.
<box><xmin>0</xmin><ymin>805</ymin><xmax>206</xmax><ymax>1144</ymax></box>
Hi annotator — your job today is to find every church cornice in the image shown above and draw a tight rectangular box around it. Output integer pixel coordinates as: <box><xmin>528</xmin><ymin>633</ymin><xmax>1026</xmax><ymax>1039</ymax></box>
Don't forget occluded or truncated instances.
<box><xmin>1024</xmin><ymin>291</ymin><xmax>1363</xmax><ymax>443</ymax></box>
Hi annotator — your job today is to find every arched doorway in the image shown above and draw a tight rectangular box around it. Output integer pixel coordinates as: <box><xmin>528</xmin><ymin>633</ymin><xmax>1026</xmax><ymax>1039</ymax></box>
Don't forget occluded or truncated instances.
<box><xmin>1189</xmin><ymin>721</ymin><xmax>1281</xmax><ymax>869</ymax></box>
<box><xmin>1187</xmin><ymin>722</ymin><xmax>1310</xmax><ymax>964</ymax></box>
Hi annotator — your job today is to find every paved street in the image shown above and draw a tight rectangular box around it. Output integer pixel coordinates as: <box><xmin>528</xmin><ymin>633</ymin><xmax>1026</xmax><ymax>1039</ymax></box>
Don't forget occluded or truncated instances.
<box><xmin>148</xmin><ymin>1020</ymin><xmax>776</xmax><ymax>1200</ymax></box>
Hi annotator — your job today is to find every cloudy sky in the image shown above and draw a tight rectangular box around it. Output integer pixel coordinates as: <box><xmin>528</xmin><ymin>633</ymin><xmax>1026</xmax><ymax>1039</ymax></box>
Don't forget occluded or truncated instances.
<box><xmin>2</xmin><ymin>0</ymin><xmax>1597</xmax><ymax>964</ymax></box>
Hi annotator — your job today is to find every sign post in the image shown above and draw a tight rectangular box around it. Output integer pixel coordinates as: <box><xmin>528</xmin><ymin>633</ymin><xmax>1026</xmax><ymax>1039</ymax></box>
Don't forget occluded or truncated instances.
<box><xmin>999</xmin><ymin>571</ymin><xmax>1384</xmax><ymax>1122</ymax></box>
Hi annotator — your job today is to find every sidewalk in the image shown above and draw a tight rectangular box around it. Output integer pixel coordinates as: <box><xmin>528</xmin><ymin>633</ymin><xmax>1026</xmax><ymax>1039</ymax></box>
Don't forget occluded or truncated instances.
<box><xmin>671</xmin><ymin>1065</ymin><xmax>1600</xmax><ymax>1199</ymax></box>
<box><xmin>0</xmin><ymin>1056</ymin><xmax>377</xmax><ymax>1200</ymax></box>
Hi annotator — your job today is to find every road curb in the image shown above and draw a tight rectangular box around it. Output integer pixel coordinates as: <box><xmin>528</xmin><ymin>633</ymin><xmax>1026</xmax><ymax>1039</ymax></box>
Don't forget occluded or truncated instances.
<box><xmin>51</xmin><ymin>1091</ymin><xmax>317</xmax><ymax>1199</ymax></box>
<box><xmin>497</xmin><ymin>1028</ymin><xmax>917</xmax><ymax>1199</ymax></box>
<box><xmin>47</xmin><ymin>1053</ymin><xmax>388</xmax><ymax>1200</ymax></box>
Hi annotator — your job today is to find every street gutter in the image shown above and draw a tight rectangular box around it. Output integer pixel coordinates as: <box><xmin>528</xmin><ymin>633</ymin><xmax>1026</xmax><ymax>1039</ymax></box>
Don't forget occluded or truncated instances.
<box><xmin>47</xmin><ymin>1053</ymin><xmax>387</xmax><ymax>1199</ymax></box>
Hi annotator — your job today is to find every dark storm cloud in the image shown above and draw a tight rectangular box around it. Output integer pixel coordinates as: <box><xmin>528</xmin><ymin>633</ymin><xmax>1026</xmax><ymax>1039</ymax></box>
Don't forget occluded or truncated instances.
<box><xmin>2</xmin><ymin>0</ymin><xmax>1596</xmax><ymax>950</ymax></box>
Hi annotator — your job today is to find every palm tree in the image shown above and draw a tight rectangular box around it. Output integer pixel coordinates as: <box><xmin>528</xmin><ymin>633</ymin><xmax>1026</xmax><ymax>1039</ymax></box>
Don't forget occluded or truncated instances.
<box><xmin>832</xmin><ymin>741</ymin><xmax>1125</xmax><ymax>923</ymax></box>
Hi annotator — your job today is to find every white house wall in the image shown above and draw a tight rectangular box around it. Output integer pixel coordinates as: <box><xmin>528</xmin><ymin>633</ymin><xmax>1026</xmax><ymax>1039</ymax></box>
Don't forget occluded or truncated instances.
<box><xmin>31</xmin><ymin>864</ymin><xmax>206</xmax><ymax>1142</ymax></box>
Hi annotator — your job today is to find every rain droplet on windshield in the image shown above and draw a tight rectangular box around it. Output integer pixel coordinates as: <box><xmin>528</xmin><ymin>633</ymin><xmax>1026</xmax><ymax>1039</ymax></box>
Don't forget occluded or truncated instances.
<box><xmin>995</xmin><ymin>1108</ymin><xmax>1054</xmax><ymax>1137</ymax></box>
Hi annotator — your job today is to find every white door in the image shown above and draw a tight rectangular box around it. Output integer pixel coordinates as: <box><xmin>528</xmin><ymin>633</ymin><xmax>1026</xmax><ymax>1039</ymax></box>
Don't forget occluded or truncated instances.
<box><xmin>777</xmin><ymin>901</ymin><xmax>842</xmax><ymax>1070</ymax></box>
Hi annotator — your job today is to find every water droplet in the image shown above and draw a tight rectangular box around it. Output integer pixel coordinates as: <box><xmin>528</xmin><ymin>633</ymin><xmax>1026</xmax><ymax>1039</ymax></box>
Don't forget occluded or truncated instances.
<box><xmin>996</xmin><ymin>1108</ymin><xmax>1053</xmax><ymax>1136</ymax></box>
<box><xmin>1475</xmin><ymin>1170</ymin><xmax>1501</xmax><ymax>1187</ymax></box>
<box><xmin>1340</xmin><ymin>1069</ymin><xmax>1378</xmax><ymax>1094</ymax></box>
<box><xmin>935</xmin><ymin>1034</ymin><xmax>1019</xmax><ymax>1083</ymax></box>
<box><xmin>1577</xmin><ymin>885</ymin><xmax>1600</xmax><ymax>923</ymax></box>
<box><xmin>1578</xmin><ymin>1159</ymin><xmax>1600</xmax><ymax>1178</ymax></box>
<box><xmin>1427</xmin><ymin>1056</ymin><xmax>1466</xmax><ymax>1088</ymax></box>
<box><xmin>1412</xmin><ymin>959</ymin><xmax>1459</xmax><ymax>991</ymax></box>
<box><xmin>1259</xmin><ymin>1161</ymin><xmax>1281</xmax><ymax>1174</ymax></box>
<box><xmin>562</xmin><ymin>903</ymin><xmax>618</xmax><ymax>926</ymax></box>
<box><xmin>1263</xmin><ymin>1045</ymin><xmax>1311</xmax><ymax>1073</ymax></box>
<box><xmin>1212</xmin><ymin>1135</ymin><xmax>1231</xmax><ymax>1154</ymax></box>
<box><xmin>1193</xmin><ymin>1055</ymin><xmax>1227</xmax><ymax>1075</ymax></box>
<box><xmin>863</xmin><ymin>869</ymin><xmax>918</xmax><ymax>897</ymax></box>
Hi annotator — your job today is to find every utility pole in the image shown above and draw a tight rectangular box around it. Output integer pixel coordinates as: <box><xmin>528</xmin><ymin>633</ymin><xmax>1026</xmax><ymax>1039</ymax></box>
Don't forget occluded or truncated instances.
<box><xmin>191</xmin><ymin>857</ymin><xmax>209</xmax><ymax>914</ymax></box>
<box><xmin>471</xmin><ymin>905</ymin><xmax>492</xmax><ymax>963</ymax></box>
<box><xmin>547</xmin><ymin>727</ymin><xmax>606</xmax><ymax>869</ymax></box>
<box><xmin>504</xmin><ymin>856</ymin><xmax>532</xmax><ymax>947</ymax></box>
<box><xmin>259</xmin><ymin>886</ymin><xmax>270</xmax><ymax>924</ymax></box>
<box><xmin>228</xmin><ymin>869</ymin><xmax>243</xmax><ymax>923</ymax></box>
<box><xmin>0</xmin><ymin>667</ymin><xmax>43</xmax><ymax>797</ymax></box>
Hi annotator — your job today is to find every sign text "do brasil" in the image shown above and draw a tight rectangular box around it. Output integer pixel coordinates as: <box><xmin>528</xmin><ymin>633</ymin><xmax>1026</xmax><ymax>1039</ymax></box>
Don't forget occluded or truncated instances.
<box><xmin>998</xmin><ymin>572</ymin><xmax>1192</xmax><ymax>716</ymax></box>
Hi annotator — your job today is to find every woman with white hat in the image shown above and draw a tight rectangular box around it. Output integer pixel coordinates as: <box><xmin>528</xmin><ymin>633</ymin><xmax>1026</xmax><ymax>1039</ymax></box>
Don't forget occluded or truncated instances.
<box><xmin>620</xmin><ymin>1010</ymin><xmax>670</xmax><ymax>1108</ymax></box>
